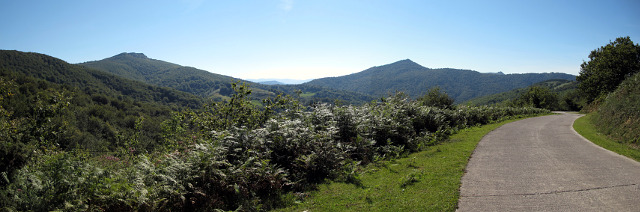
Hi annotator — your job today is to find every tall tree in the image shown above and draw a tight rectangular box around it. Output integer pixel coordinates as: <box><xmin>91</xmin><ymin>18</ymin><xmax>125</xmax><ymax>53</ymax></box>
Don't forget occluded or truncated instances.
<box><xmin>418</xmin><ymin>87</ymin><xmax>455</xmax><ymax>109</ymax></box>
<box><xmin>577</xmin><ymin>36</ymin><xmax>640</xmax><ymax>102</ymax></box>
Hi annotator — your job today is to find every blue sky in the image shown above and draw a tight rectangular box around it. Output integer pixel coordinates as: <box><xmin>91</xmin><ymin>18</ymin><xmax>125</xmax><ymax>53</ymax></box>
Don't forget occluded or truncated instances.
<box><xmin>1</xmin><ymin>0</ymin><xmax>639</xmax><ymax>80</ymax></box>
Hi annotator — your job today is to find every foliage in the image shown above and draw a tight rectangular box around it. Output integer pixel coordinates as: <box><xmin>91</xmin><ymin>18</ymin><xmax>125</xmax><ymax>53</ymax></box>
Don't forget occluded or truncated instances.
<box><xmin>0</xmin><ymin>77</ymin><xmax>73</xmax><ymax>185</ymax></box>
<box><xmin>592</xmin><ymin>72</ymin><xmax>640</xmax><ymax>145</ymax></box>
<box><xmin>0</xmin><ymin>50</ymin><xmax>203</xmax><ymax>109</ymax></box>
<box><xmin>577</xmin><ymin>36</ymin><xmax>640</xmax><ymax>103</ymax></box>
<box><xmin>306</xmin><ymin>59</ymin><xmax>575</xmax><ymax>102</ymax></box>
<box><xmin>255</xmin><ymin>83</ymin><xmax>375</xmax><ymax>105</ymax></box>
<box><xmin>512</xmin><ymin>86</ymin><xmax>559</xmax><ymax>110</ymax></box>
<box><xmin>417</xmin><ymin>87</ymin><xmax>455</xmax><ymax>109</ymax></box>
<box><xmin>0</xmin><ymin>51</ymin><xmax>207</xmax><ymax>183</ymax></box>
<box><xmin>574</xmin><ymin>114</ymin><xmax>640</xmax><ymax>162</ymax></box>
<box><xmin>277</xmin><ymin>118</ymin><xmax>528</xmax><ymax>212</ymax></box>
<box><xmin>0</xmin><ymin>50</ymin><xmax>550</xmax><ymax>211</ymax></box>
<box><xmin>467</xmin><ymin>79</ymin><xmax>586</xmax><ymax>111</ymax></box>
<box><xmin>0</xmin><ymin>81</ymin><xmax>548</xmax><ymax>211</ymax></box>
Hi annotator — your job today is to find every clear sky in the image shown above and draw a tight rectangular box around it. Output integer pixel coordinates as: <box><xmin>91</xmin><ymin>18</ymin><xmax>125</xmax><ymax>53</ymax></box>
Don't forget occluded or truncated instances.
<box><xmin>1</xmin><ymin>0</ymin><xmax>639</xmax><ymax>80</ymax></box>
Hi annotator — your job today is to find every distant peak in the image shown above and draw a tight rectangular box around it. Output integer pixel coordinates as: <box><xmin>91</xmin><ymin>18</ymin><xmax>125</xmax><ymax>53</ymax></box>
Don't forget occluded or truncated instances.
<box><xmin>383</xmin><ymin>59</ymin><xmax>425</xmax><ymax>69</ymax></box>
<box><xmin>113</xmin><ymin>52</ymin><xmax>148</xmax><ymax>59</ymax></box>
<box><xmin>399</xmin><ymin>59</ymin><xmax>414</xmax><ymax>63</ymax></box>
<box><xmin>391</xmin><ymin>59</ymin><xmax>414</xmax><ymax>64</ymax></box>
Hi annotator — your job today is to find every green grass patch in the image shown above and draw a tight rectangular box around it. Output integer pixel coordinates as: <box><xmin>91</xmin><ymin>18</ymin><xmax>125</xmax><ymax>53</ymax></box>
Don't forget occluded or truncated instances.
<box><xmin>573</xmin><ymin>113</ymin><xmax>640</xmax><ymax>162</ymax></box>
<box><xmin>299</xmin><ymin>92</ymin><xmax>316</xmax><ymax>98</ymax></box>
<box><xmin>251</xmin><ymin>99</ymin><xmax>264</xmax><ymax>107</ymax></box>
<box><xmin>276</xmin><ymin>118</ymin><xmax>526</xmax><ymax>212</ymax></box>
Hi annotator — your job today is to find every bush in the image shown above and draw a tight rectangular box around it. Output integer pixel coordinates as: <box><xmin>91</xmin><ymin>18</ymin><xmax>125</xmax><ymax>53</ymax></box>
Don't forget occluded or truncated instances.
<box><xmin>513</xmin><ymin>86</ymin><xmax>559</xmax><ymax>110</ymax></box>
<box><xmin>593</xmin><ymin>72</ymin><xmax>640</xmax><ymax>145</ymax></box>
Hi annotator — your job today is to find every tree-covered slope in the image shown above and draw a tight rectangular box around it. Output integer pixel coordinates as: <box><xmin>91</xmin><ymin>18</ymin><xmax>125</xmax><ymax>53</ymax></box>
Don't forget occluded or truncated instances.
<box><xmin>465</xmin><ymin>79</ymin><xmax>578</xmax><ymax>106</ymax></box>
<box><xmin>0</xmin><ymin>50</ymin><xmax>202</xmax><ymax>108</ymax></box>
<box><xmin>80</xmin><ymin>52</ymin><xmax>267</xmax><ymax>99</ymax></box>
<box><xmin>254</xmin><ymin>83</ymin><xmax>375</xmax><ymax>105</ymax></box>
<box><xmin>0</xmin><ymin>50</ymin><xmax>205</xmax><ymax>153</ymax></box>
<box><xmin>305</xmin><ymin>59</ymin><xmax>576</xmax><ymax>102</ymax></box>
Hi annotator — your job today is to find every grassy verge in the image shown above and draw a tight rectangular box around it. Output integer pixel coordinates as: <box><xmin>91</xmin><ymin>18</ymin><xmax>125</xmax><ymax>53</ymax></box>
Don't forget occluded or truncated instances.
<box><xmin>276</xmin><ymin>118</ymin><xmax>526</xmax><ymax>212</ymax></box>
<box><xmin>573</xmin><ymin>113</ymin><xmax>640</xmax><ymax>162</ymax></box>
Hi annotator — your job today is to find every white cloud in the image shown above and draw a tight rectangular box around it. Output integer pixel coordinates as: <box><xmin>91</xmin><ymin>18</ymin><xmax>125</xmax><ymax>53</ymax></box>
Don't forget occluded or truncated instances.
<box><xmin>280</xmin><ymin>0</ymin><xmax>294</xmax><ymax>11</ymax></box>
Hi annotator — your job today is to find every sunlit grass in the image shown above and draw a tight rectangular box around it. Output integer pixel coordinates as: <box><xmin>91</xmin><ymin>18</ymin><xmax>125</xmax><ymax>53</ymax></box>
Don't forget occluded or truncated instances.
<box><xmin>276</xmin><ymin>118</ymin><xmax>526</xmax><ymax>212</ymax></box>
<box><xmin>573</xmin><ymin>113</ymin><xmax>640</xmax><ymax>162</ymax></box>
<box><xmin>299</xmin><ymin>92</ymin><xmax>316</xmax><ymax>98</ymax></box>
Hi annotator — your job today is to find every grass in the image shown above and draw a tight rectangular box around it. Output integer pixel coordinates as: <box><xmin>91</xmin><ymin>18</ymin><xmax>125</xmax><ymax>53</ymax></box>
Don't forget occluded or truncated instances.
<box><xmin>275</xmin><ymin>118</ymin><xmax>526</xmax><ymax>212</ymax></box>
<box><xmin>573</xmin><ymin>113</ymin><xmax>640</xmax><ymax>162</ymax></box>
<box><xmin>300</xmin><ymin>92</ymin><xmax>316</xmax><ymax>98</ymax></box>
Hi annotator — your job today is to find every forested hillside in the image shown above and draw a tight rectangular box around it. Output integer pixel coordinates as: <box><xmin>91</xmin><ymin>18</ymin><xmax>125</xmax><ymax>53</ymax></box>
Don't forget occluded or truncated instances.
<box><xmin>466</xmin><ymin>79</ymin><xmax>584</xmax><ymax>111</ymax></box>
<box><xmin>0</xmin><ymin>50</ymin><xmax>205</xmax><ymax>156</ymax></box>
<box><xmin>81</xmin><ymin>52</ymin><xmax>269</xmax><ymax>100</ymax></box>
<box><xmin>1</xmin><ymin>51</ymin><xmax>202</xmax><ymax>108</ymax></box>
<box><xmin>305</xmin><ymin>59</ymin><xmax>576</xmax><ymax>102</ymax></box>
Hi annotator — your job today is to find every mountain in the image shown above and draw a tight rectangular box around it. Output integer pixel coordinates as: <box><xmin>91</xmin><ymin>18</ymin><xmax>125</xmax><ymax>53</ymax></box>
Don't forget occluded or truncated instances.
<box><xmin>304</xmin><ymin>59</ymin><xmax>576</xmax><ymax>102</ymax></box>
<box><xmin>80</xmin><ymin>53</ymin><xmax>273</xmax><ymax>100</ymax></box>
<box><xmin>1</xmin><ymin>50</ymin><xmax>202</xmax><ymax>108</ymax></box>
<box><xmin>82</xmin><ymin>53</ymin><xmax>374</xmax><ymax>104</ymax></box>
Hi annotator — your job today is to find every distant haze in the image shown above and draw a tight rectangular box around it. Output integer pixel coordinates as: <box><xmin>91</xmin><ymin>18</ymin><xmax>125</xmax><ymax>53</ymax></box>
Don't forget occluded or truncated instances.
<box><xmin>247</xmin><ymin>79</ymin><xmax>313</xmax><ymax>85</ymax></box>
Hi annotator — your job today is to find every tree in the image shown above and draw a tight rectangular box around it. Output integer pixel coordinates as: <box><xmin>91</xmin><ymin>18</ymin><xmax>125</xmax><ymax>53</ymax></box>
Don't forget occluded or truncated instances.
<box><xmin>577</xmin><ymin>36</ymin><xmax>640</xmax><ymax>103</ymax></box>
<box><xmin>418</xmin><ymin>87</ymin><xmax>455</xmax><ymax>109</ymax></box>
<box><xmin>513</xmin><ymin>86</ymin><xmax>558</xmax><ymax>110</ymax></box>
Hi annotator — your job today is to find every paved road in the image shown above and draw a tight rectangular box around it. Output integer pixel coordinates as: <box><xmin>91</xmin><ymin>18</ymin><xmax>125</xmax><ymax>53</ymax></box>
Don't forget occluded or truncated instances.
<box><xmin>457</xmin><ymin>113</ymin><xmax>640</xmax><ymax>211</ymax></box>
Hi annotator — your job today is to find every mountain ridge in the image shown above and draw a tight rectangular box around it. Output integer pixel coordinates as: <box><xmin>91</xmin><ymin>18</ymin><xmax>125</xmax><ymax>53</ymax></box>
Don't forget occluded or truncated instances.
<box><xmin>0</xmin><ymin>50</ymin><xmax>204</xmax><ymax>152</ymax></box>
<box><xmin>81</xmin><ymin>53</ymin><xmax>375</xmax><ymax>104</ymax></box>
<box><xmin>80</xmin><ymin>52</ymin><xmax>270</xmax><ymax>100</ymax></box>
<box><xmin>305</xmin><ymin>59</ymin><xmax>576</xmax><ymax>102</ymax></box>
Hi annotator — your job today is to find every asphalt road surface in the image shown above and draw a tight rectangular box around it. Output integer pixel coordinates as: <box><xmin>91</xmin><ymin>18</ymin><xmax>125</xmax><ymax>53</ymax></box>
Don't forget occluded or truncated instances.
<box><xmin>457</xmin><ymin>113</ymin><xmax>640</xmax><ymax>211</ymax></box>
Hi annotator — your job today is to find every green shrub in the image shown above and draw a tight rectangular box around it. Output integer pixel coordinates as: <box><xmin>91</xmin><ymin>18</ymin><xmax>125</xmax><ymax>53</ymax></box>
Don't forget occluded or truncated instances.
<box><xmin>593</xmin><ymin>72</ymin><xmax>640</xmax><ymax>144</ymax></box>
<box><xmin>417</xmin><ymin>87</ymin><xmax>455</xmax><ymax>109</ymax></box>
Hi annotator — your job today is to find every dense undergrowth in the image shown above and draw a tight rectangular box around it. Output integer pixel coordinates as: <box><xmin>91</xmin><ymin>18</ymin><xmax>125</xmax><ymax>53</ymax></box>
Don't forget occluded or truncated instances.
<box><xmin>591</xmin><ymin>72</ymin><xmax>640</xmax><ymax>145</ymax></box>
<box><xmin>0</xmin><ymin>83</ymin><xmax>549</xmax><ymax>211</ymax></box>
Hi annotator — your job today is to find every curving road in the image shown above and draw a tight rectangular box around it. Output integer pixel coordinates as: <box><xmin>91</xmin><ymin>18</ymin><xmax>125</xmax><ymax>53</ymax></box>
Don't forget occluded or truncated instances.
<box><xmin>457</xmin><ymin>113</ymin><xmax>640</xmax><ymax>211</ymax></box>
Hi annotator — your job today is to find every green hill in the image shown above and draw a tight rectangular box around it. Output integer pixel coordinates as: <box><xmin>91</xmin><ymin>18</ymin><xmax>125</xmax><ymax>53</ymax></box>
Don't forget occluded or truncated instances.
<box><xmin>80</xmin><ymin>52</ymin><xmax>268</xmax><ymax>100</ymax></box>
<box><xmin>305</xmin><ymin>59</ymin><xmax>576</xmax><ymax>102</ymax></box>
<box><xmin>0</xmin><ymin>50</ymin><xmax>203</xmax><ymax>152</ymax></box>
<box><xmin>1</xmin><ymin>50</ymin><xmax>202</xmax><ymax>108</ymax></box>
